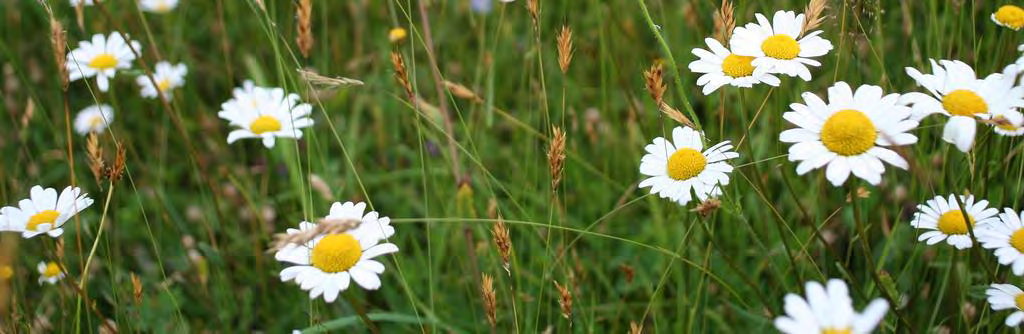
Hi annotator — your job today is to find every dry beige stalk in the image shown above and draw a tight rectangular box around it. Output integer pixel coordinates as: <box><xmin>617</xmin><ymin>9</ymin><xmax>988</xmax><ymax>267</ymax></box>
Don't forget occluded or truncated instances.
<box><xmin>297</xmin><ymin>68</ymin><xmax>364</xmax><ymax>89</ymax></box>
<box><xmin>130</xmin><ymin>272</ymin><xmax>143</xmax><ymax>305</ymax></box>
<box><xmin>658</xmin><ymin>103</ymin><xmax>695</xmax><ymax>128</ymax></box>
<box><xmin>714</xmin><ymin>0</ymin><xmax>736</xmax><ymax>43</ymax></box>
<box><xmin>308</xmin><ymin>174</ymin><xmax>334</xmax><ymax>201</ymax></box>
<box><xmin>556</xmin><ymin>26</ymin><xmax>574</xmax><ymax>74</ymax></box>
<box><xmin>801</xmin><ymin>0</ymin><xmax>828</xmax><ymax>37</ymax></box>
<box><xmin>492</xmin><ymin>216</ymin><xmax>512</xmax><ymax>275</ymax></box>
<box><xmin>481</xmin><ymin>274</ymin><xmax>497</xmax><ymax>329</ymax></box>
<box><xmin>629</xmin><ymin>321</ymin><xmax>644</xmax><ymax>334</ymax></box>
<box><xmin>86</xmin><ymin>133</ymin><xmax>105</xmax><ymax>186</ymax></box>
<box><xmin>527</xmin><ymin>0</ymin><xmax>540</xmax><ymax>28</ymax></box>
<box><xmin>554</xmin><ymin>280</ymin><xmax>573</xmax><ymax>326</ymax></box>
<box><xmin>391</xmin><ymin>51</ymin><xmax>414</xmax><ymax>101</ymax></box>
<box><xmin>50</xmin><ymin>19</ymin><xmax>68</xmax><ymax>90</ymax></box>
<box><xmin>295</xmin><ymin>0</ymin><xmax>314</xmax><ymax>58</ymax></box>
<box><xmin>443</xmin><ymin>81</ymin><xmax>483</xmax><ymax>103</ymax></box>
<box><xmin>548</xmin><ymin>127</ymin><xmax>566</xmax><ymax>192</ymax></box>
<box><xmin>643</xmin><ymin>62</ymin><xmax>667</xmax><ymax>105</ymax></box>
<box><xmin>267</xmin><ymin>218</ymin><xmax>360</xmax><ymax>253</ymax></box>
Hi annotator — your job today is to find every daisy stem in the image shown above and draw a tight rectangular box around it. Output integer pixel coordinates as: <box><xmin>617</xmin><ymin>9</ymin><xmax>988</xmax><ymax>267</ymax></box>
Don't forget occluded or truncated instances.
<box><xmin>634</xmin><ymin>0</ymin><xmax>702</xmax><ymax>134</ymax></box>
<box><xmin>849</xmin><ymin>182</ymin><xmax>914</xmax><ymax>331</ymax></box>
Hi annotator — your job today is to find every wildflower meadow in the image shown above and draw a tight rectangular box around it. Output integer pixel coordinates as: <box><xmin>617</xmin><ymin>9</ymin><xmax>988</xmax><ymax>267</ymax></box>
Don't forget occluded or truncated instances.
<box><xmin>3</xmin><ymin>0</ymin><xmax>1024</xmax><ymax>332</ymax></box>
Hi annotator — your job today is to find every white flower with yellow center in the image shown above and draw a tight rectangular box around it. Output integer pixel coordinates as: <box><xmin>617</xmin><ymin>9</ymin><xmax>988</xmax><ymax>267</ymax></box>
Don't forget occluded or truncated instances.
<box><xmin>275</xmin><ymin>202</ymin><xmax>399</xmax><ymax>303</ymax></box>
<box><xmin>0</xmin><ymin>186</ymin><xmax>94</xmax><ymax>239</ymax></box>
<box><xmin>993</xmin><ymin>5</ymin><xmax>1024</xmax><ymax>30</ymax></box>
<box><xmin>140</xmin><ymin>0</ymin><xmax>178</xmax><ymax>13</ymax></box>
<box><xmin>993</xmin><ymin>113</ymin><xmax>1024</xmax><ymax>136</ymax></box>
<box><xmin>987</xmin><ymin>283</ymin><xmax>1024</xmax><ymax>327</ymax></box>
<box><xmin>902</xmin><ymin>60</ymin><xmax>1024</xmax><ymax>152</ymax></box>
<box><xmin>137</xmin><ymin>61</ymin><xmax>187</xmax><ymax>100</ymax></box>
<box><xmin>639</xmin><ymin>126</ymin><xmax>739</xmax><ymax>206</ymax></box>
<box><xmin>37</xmin><ymin>261</ymin><xmax>64</xmax><ymax>285</ymax></box>
<box><xmin>979</xmin><ymin>209</ymin><xmax>1024</xmax><ymax>275</ymax></box>
<box><xmin>729</xmin><ymin>10</ymin><xmax>833</xmax><ymax>81</ymax></box>
<box><xmin>780</xmin><ymin>82</ymin><xmax>918</xmax><ymax>187</ymax></box>
<box><xmin>911</xmin><ymin>194</ymin><xmax>999</xmax><ymax>250</ymax></box>
<box><xmin>688</xmin><ymin>37</ymin><xmax>780</xmax><ymax>95</ymax></box>
<box><xmin>66</xmin><ymin>32</ymin><xmax>141</xmax><ymax>92</ymax></box>
<box><xmin>218</xmin><ymin>81</ymin><xmax>314</xmax><ymax>149</ymax></box>
<box><xmin>73</xmin><ymin>104</ymin><xmax>114</xmax><ymax>136</ymax></box>
<box><xmin>774</xmin><ymin>279</ymin><xmax>889</xmax><ymax>334</ymax></box>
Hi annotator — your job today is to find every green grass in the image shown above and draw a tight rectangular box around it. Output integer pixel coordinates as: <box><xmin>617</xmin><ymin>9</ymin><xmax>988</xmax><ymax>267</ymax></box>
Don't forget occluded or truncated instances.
<box><xmin>2</xmin><ymin>0</ymin><xmax>1024</xmax><ymax>332</ymax></box>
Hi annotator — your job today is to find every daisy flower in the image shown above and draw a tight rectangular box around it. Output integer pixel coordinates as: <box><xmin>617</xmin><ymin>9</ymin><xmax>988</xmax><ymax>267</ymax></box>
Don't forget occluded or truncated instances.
<box><xmin>774</xmin><ymin>279</ymin><xmax>889</xmax><ymax>334</ymax></box>
<box><xmin>779</xmin><ymin>82</ymin><xmax>918</xmax><ymax>186</ymax></box>
<box><xmin>639</xmin><ymin>126</ymin><xmax>739</xmax><ymax>206</ymax></box>
<box><xmin>70</xmin><ymin>0</ymin><xmax>96</xmax><ymax>6</ymax></box>
<box><xmin>902</xmin><ymin>60</ymin><xmax>1024</xmax><ymax>152</ymax></box>
<box><xmin>729</xmin><ymin>10</ymin><xmax>834</xmax><ymax>81</ymax></box>
<box><xmin>66</xmin><ymin>32</ymin><xmax>141</xmax><ymax>92</ymax></box>
<box><xmin>37</xmin><ymin>262</ymin><xmax>64</xmax><ymax>285</ymax></box>
<box><xmin>993</xmin><ymin>5</ymin><xmax>1024</xmax><ymax>30</ymax></box>
<box><xmin>992</xmin><ymin>113</ymin><xmax>1024</xmax><ymax>137</ymax></box>
<box><xmin>218</xmin><ymin>81</ymin><xmax>314</xmax><ymax>149</ymax></box>
<box><xmin>987</xmin><ymin>283</ymin><xmax>1024</xmax><ymax>327</ymax></box>
<box><xmin>275</xmin><ymin>202</ymin><xmax>399</xmax><ymax>303</ymax></box>
<box><xmin>0</xmin><ymin>186</ymin><xmax>94</xmax><ymax>238</ymax></box>
<box><xmin>140</xmin><ymin>0</ymin><xmax>178</xmax><ymax>12</ymax></box>
<box><xmin>136</xmin><ymin>61</ymin><xmax>187</xmax><ymax>100</ymax></box>
<box><xmin>688</xmin><ymin>37</ymin><xmax>780</xmax><ymax>95</ymax></box>
<box><xmin>911</xmin><ymin>194</ymin><xmax>999</xmax><ymax>249</ymax></box>
<box><xmin>980</xmin><ymin>209</ymin><xmax>1024</xmax><ymax>275</ymax></box>
<box><xmin>73</xmin><ymin>104</ymin><xmax>114</xmax><ymax>135</ymax></box>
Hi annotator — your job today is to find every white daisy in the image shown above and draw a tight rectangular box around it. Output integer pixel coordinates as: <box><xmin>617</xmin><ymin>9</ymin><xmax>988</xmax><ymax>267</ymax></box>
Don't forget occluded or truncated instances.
<box><xmin>774</xmin><ymin>279</ymin><xmax>889</xmax><ymax>334</ymax></box>
<box><xmin>0</xmin><ymin>186</ymin><xmax>94</xmax><ymax>239</ymax></box>
<box><xmin>993</xmin><ymin>5</ymin><xmax>1024</xmax><ymax>30</ymax></box>
<box><xmin>779</xmin><ymin>82</ymin><xmax>918</xmax><ymax>186</ymax></box>
<box><xmin>218</xmin><ymin>81</ymin><xmax>314</xmax><ymax>149</ymax></box>
<box><xmin>37</xmin><ymin>261</ymin><xmax>64</xmax><ymax>285</ymax></box>
<box><xmin>992</xmin><ymin>112</ymin><xmax>1024</xmax><ymax>137</ymax></box>
<box><xmin>911</xmin><ymin>194</ymin><xmax>999</xmax><ymax>250</ymax></box>
<box><xmin>729</xmin><ymin>10</ymin><xmax>834</xmax><ymax>81</ymax></box>
<box><xmin>688</xmin><ymin>37</ymin><xmax>780</xmax><ymax>95</ymax></box>
<box><xmin>902</xmin><ymin>60</ymin><xmax>1024</xmax><ymax>152</ymax></box>
<box><xmin>66</xmin><ymin>32</ymin><xmax>141</xmax><ymax>92</ymax></box>
<box><xmin>639</xmin><ymin>126</ymin><xmax>739</xmax><ymax>206</ymax></box>
<box><xmin>70</xmin><ymin>0</ymin><xmax>96</xmax><ymax>6</ymax></box>
<box><xmin>979</xmin><ymin>209</ymin><xmax>1024</xmax><ymax>275</ymax></box>
<box><xmin>73</xmin><ymin>104</ymin><xmax>114</xmax><ymax>135</ymax></box>
<box><xmin>987</xmin><ymin>283</ymin><xmax>1024</xmax><ymax>327</ymax></box>
<box><xmin>275</xmin><ymin>202</ymin><xmax>399</xmax><ymax>303</ymax></box>
<box><xmin>136</xmin><ymin>61</ymin><xmax>187</xmax><ymax>100</ymax></box>
<box><xmin>140</xmin><ymin>0</ymin><xmax>179</xmax><ymax>12</ymax></box>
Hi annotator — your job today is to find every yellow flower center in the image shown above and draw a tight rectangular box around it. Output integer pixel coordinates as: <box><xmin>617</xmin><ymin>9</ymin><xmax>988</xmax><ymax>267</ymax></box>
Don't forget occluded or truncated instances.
<box><xmin>820</xmin><ymin>110</ymin><xmax>877</xmax><ymax>156</ymax></box>
<box><xmin>157</xmin><ymin>79</ymin><xmax>172</xmax><ymax>92</ymax></box>
<box><xmin>89</xmin><ymin>116</ymin><xmax>105</xmax><ymax>129</ymax></box>
<box><xmin>311</xmin><ymin>234</ymin><xmax>363</xmax><ymax>273</ymax></box>
<box><xmin>721</xmin><ymin>54</ymin><xmax>756</xmax><ymax>78</ymax></box>
<box><xmin>821</xmin><ymin>328</ymin><xmax>852</xmax><ymax>334</ymax></box>
<box><xmin>42</xmin><ymin>262</ymin><xmax>61</xmax><ymax>278</ymax></box>
<box><xmin>249</xmin><ymin>115</ymin><xmax>282</xmax><ymax>135</ymax></box>
<box><xmin>1016</xmin><ymin>293</ymin><xmax>1024</xmax><ymax>310</ymax></box>
<box><xmin>993</xmin><ymin>115</ymin><xmax>1020</xmax><ymax>131</ymax></box>
<box><xmin>761</xmin><ymin>34</ymin><xmax>801</xmax><ymax>60</ymax></box>
<box><xmin>88</xmin><ymin>53</ymin><xmax>118</xmax><ymax>70</ymax></box>
<box><xmin>0</xmin><ymin>266</ymin><xmax>12</xmax><ymax>280</ymax></box>
<box><xmin>942</xmin><ymin>90</ymin><xmax>988</xmax><ymax>117</ymax></box>
<box><xmin>156</xmin><ymin>1</ymin><xmax>171</xmax><ymax>11</ymax></box>
<box><xmin>27</xmin><ymin>210</ymin><xmax>60</xmax><ymax>232</ymax></box>
<box><xmin>937</xmin><ymin>210</ymin><xmax>975</xmax><ymax>235</ymax></box>
<box><xmin>666</xmin><ymin>148</ymin><xmax>707</xmax><ymax>181</ymax></box>
<box><xmin>1011</xmin><ymin>229</ymin><xmax>1024</xmax><ymax>253</ymax></box>
<box><xmin>995</xmin><ymin>5</ymin><xmax>1024</xmax><ymax>29</ymax></box>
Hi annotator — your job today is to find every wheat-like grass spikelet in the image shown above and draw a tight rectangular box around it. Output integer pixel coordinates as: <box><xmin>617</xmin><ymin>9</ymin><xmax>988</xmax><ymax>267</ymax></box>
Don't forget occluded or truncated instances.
<box><xmin>714</xmin><ymin>0</ymin><xmax>735</xmax><ymax>43</ymax></box>
<box><xmin>267</xmin><ymin>218</ymin><xmax>360</xmax><ymax>253</ymax></box>
<box><xmin>548</xmin><ymin>127</ymin><xmax>567</xmax><ymax>192</ymax></box>
<box><xmin>295</xmin><ymin>0</ymin><xmax>314</xmax><ymax>58</ymax></box>
<box><xmin>801</xmin><ymin>0</ymin><xmax>828</xmax><ymax>37</ymax></box>
<box><xmin>556</xmin><ymin>26</ymin><xmax>574</xmax><ymax>74</ymax></box>
<box><xmin>554</xmin><ymin>280</ymin><xmax>573</xmax><ymax>326</ymax></box>
<box><xmin>480</xmin><ymin>273</ymin><xmax>497</xmax><ymax>329</ymax></box>
<box><xmin>643</xmin><ymin>62</ymin><xmax>695</xmax><ymax>128</ymax></box>
<box><xmin>492</xmin><ymin>216</ymin><xmax>512</xmax><ymax>275</ymax></box>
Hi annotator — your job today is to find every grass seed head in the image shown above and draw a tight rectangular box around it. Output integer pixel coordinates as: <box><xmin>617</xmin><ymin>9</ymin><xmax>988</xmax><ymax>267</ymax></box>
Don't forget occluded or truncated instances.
<box><xmin>391</xmin><ymin>51</ymin><xmax>414</xmax><ymax>101</ymax></box>
<box><xmin>801</xmin><ymin>0</ymin><xmax>829</xmax><ymax>37</ymax></box>
<box><xmin>295</xmin><ymin>0</ymin><xmax>314</xmax><ymax>58</ymax></box>
<box><xmin>444</xmin><ymin>81</ymin><xmax>483</xmax><ymax>103</ymax></box>
<box><xmin>481</xmin><ymin>273</ymin><xmax>497</xmax><ymax>329</ymax></box>
<box><xmin>492</xmin><ymin>216</ymin><xmax>512</xmax><ymax>275</ymax></box>
<box><xmin>630</xmin><ymin>321</ymin><xmax>644</xmax><ymax>334</ymax></box>
<box><xmin>643</xmin><ymin>61</ymin><xmax>666</xmax><ymax>105</ymax></box>
<box><xmin>556</xmin><ymin>26</ymin><xmax>574</xmax><ymax>74</ymax></box>
<box><xmin>554</xmin><ymin>280</ymin><xmax>573</xmax><ymax>325</ymax></box>
<box><xmin>267</xmin><ymin>218</ymin><xmax>360</xmax><ymax>253</ymax></box>
<box><xmin>86</xmin><ymin>133</ymin><xmax>105</xmax><ymax>187</ymax></box>
<box><xmin>714</xmin><ymin>0</ymin><xmax>735</xmax><ymax>43</ymax></box>
<box><xmin>691</xmin><ymin>198</ymin><xmax>722</xmax><ymax>217</ymax></box>
<box><xmin>49</xmin><ymin>19</ymin><xmax>68</xmax><ymax>90</ymax></box>
<box><xmin>548</xmin><ymin>127</ymin><xmax>567</xmax><ymax>192</ymax></box>
<box><xmin>297</xmin><ymin>68</ymin><xmax>364</xmax><ymax>89</ymax></box>
<box><xmin>130</xmin><ymin>272</ymin><xmax>143</xmax><ymax>304</ymax></box>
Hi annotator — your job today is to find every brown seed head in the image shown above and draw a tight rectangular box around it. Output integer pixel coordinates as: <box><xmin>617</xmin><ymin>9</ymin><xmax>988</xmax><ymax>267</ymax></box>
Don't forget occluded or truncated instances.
<box><xmin>548</xmin><ymin>127</ymin><xmax>567</xmax><ymax>192</ymax></box>
<box><xmin>690</xmin><ymin>198</ymin><xmax>722</xmax><ymax>217</ymax></box>
<box><xmin>391</xmin><ymin>51</ymin><xmax>414</xmax><ymax>101</ymax></box>
<box><xmin>643</xmin><ymin>61</ymin><xmax>666</xmax><ymax>105</ymax></box>
<box><xmin>527</xmin><ymin>0</ymin><xmax>540</xmax><ymax>28</ymax></box>
<box><xmin>130</xmin><ymin>272</ymin><xmax>143</xmax><ymax>304</ymax></box>
<box><xmin>554</xmin><ymin>280</ymin><xmax>573</xmax><ymax>325</ymax></box>
<box><xmin>658</xmin><ymin>102</ymin><xmax>695</xmax><ymax>128</ymax></box>
<box><xmin>481</xmin><ymin>273</ymin><xmax>497</xmax><ymax>329</ymax></box>
<box><xmin>50</xmin><ymin>19</ymin><xmax>68</xmax><ymax>90</ymax></box>
<box><xmin>801</xmin><ymin>0</ymin><xmax>829</xmax><ymax>37</ymax></box>
<box><xmin>443</xmin><ymin>81</ymin><xmax>483</xmax><ymax>103</ymax></box>
<box><xmin>714</xmin><ymin>0</ymin><xmax>735</xmax><ymax>43</ymax></box>
<box><xmin>295</xmin><ymin>0</ymin><xmax>314</xmax><ymax>58</ymax></box>
<box><xmin>106</xmin><ymin>141</ymin><xmax>127</xmax><ymax>184</ymax></box>
<box><xmin>492</xmin><ymin>216</ymin><xmax>512</xmax><ymax>275</ymax></box>
<box><xmin>629</xmin><ymin>321</ymin><xmax>644</xmax><ymax>334</ymax></box>
<box><xmin>556</xmin><ymin>26</ymin><xmax>574</xmax><ymax>74</ymax></box>
<box><xmin>267</xmin><ymin>218</ymin><xmax>361</xmax><ymax>253</ymax></box>
<box><xmin>86</xmin><ymin>133</ymin><xmax>105</xmax><ymax>187</ymax></box>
